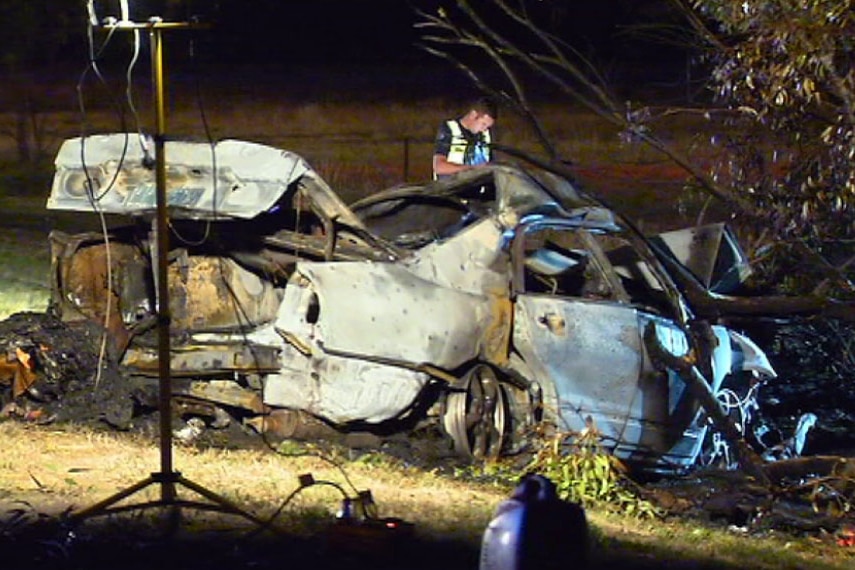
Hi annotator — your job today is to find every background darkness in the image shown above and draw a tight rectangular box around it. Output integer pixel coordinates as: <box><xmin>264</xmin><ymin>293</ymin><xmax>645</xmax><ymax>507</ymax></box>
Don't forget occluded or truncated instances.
<box><xmin>87</xmin><ymin>0</ymin><xmax>686</xmax><ymax>104</ymax></box>
<box><xmin>84</xmin><ymin>0</ymin><xmax>685</xmax><ymax>67</ymax></box>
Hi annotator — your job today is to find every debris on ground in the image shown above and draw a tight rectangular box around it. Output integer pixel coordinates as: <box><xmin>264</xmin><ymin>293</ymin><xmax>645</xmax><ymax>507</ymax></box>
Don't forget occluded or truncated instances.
<box><xmin>0</xmin><ymin>311</ymin><xmax>135</xmax><ymax>430</ymax></box>
<box><xmin>644</xmin><ymin>456</ymin><xmax>855</xmax><ymax>540</ymax></box>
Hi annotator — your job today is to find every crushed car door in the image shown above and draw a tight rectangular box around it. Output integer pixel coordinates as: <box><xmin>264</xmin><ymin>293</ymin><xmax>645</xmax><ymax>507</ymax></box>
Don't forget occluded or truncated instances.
<box><xmin>510</xmin><ymin>222</ymin><xmax>688</xmax><ymax>456</ymax></box>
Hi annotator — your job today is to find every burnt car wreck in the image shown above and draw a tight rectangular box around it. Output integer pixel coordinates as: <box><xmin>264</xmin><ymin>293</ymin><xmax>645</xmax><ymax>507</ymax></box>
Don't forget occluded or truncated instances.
<box><xmin>36</xmin><ymin>133</ymin><xmax>783</xmax><ymax>473</ymax></box>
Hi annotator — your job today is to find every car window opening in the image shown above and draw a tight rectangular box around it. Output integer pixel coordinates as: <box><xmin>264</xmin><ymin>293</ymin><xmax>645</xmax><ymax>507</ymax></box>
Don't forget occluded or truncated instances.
<box><xmin>595</xmin><ymin>235</ymin><xmax>673</xmax><ymax>315</ymax></box>
<box><xmin>522</xmin><ymin>229</ymin><xmax>614</xmax><ymax>300</ymax></box>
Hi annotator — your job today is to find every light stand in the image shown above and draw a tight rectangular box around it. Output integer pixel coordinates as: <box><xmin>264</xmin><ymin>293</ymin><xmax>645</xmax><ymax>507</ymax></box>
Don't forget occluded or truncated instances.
<box><xmin>69</xmin><ymin>16</ymin><xmax>270</xmax><ymax>532</ymax></box>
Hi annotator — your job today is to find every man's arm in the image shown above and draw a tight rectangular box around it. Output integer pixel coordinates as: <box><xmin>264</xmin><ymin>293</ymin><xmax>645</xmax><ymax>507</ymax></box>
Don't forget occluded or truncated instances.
<box><xmin>432</xmin><ymin>153</ymin><xmax>478</xmax><ymax>176</ymax></box>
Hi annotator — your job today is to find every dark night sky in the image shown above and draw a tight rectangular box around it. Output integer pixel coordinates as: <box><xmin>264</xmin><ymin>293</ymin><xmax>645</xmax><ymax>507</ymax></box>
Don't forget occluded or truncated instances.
<box><xmin>156</xmin><ymin>0</ymin><xmax>684</xmax><ymax>66</ymax></box>
<box><xmin>209</xmin><ymin>1</ymin><xmax>422</xmax><ymax>64</ymax></box>
<box><xmin>73</xmin><ymin>0</ymin><xmax>687</xmax><ymax>100</ymax></box>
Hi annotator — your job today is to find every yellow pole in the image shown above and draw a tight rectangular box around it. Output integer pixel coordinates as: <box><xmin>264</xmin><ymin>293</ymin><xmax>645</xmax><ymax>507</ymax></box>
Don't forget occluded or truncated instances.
<box><xmin>150</xmin><ymin>24</ymin><xmax>176</xmax><ymax>503</ymax></box>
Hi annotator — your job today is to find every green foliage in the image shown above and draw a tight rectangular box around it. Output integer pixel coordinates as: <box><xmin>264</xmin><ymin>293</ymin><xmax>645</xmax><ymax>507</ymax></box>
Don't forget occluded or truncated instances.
<box><xmin>525</xmin><ymin>426</ymin><xmax>661</xmax><ymax>519</ymax></box>
<box><xmin>688</xmin><ymin>0</ymin><xmax>855</xmax><ymax>280</ymax></box>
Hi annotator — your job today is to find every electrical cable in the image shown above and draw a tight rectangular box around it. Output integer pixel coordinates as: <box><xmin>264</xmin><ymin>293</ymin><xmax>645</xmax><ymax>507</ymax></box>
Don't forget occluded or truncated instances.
<box><xmin>91</xmin><ymin>22</ymin><xmax>153</xmax><ymax>387</ymax></box>
<box><xmin>242</xmin><ymin>479</ymin><xmax>350</xmax><ymax>539</ymax></box>
<box><xmin>77</xmin><ymin>19</ymin><xmax>130</xmax><ymax>388</ymax></box>
<box><xmin>78</xmin><ymin>22</ymin><xmax>130</xmax><ymax>203</ymax></box>
<box><xmin>168</xmin><ymin>32</ymin><xmax>213</xmax><ymax>248</ymax></box>
<box><xmin>264</xmin><ymin>439</ymin><xmax>362</xmax><ymax>497</ymax></box>
<box><xmin>124</xmin><ymin>27</ymin><xmax>154</xmax><ymax>168</ymax></box>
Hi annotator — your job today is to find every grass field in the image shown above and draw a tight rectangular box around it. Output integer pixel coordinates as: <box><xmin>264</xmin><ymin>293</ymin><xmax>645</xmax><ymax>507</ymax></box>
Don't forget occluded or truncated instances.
<box><xmin>1</xmin><ymin>421</ymin><xmax>853</xmax><ymax>570</ymax></box>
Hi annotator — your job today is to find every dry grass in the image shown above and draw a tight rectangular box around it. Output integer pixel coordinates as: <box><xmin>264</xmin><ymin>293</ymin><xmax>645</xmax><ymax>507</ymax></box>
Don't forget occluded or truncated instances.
<box><xmin>0</xmin><ymin>421</ymin><xmax>499</xmax><ymax>542</ymax></box>
<box><xmin>1</xmin><ymin>421</ymin><xmax>853</xmax><ymax>569</ymax></box>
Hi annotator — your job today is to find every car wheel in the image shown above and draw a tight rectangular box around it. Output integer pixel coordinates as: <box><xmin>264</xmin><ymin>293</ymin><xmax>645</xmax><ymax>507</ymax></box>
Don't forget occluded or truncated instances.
<box><xmin>698</xmin><ymin>386</ymin><xmax>749</xmax><ymax>469</ymax></box>
<box><xmin>443</xmin><ymin>364</ymin><xmax>507</xmax><ymax>459</ymax></box>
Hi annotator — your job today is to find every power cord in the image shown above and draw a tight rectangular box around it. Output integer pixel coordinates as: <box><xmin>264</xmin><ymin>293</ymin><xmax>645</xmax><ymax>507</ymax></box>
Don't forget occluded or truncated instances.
<box><xmin>76</xmin><ymin>13</ymin><xmax>401</xmax><ymax>544</ymax></box>
<box><xmin>242</xmin><ymin>470</ymin><xmax>412</xmax><ymax>549</ymax></box>
<box><xmin>167</xmin><ymin>30</ymin><xmax>213</xmax><ymax>248</ymax></box>
<box><xmin>77</xmin><ymin>18</ymin><xmax>131</xmax><ymax>389</ymax></box>
<box><xmin>122</xmin><ymin>26</ymin><xmax>154</xmax><ymax>169</ymax></box>
<box><xmin>242</xmin><ymin>473</ymin><xmax>348</xmax><ymax>538</ymax></box>
<box><xmin>172</xmin><ymin>24</ymin><xmax>366</xmax><ymax>504</ymax></box>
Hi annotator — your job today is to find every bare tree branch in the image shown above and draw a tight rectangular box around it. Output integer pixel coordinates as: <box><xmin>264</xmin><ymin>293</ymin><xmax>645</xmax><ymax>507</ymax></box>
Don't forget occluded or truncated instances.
<box><xmin>416</xmin><ymin>7</ymin><xmax>559</xmax><ymax>159</ymax></box>
<box><xmin>666</xmin><ymin>0</ymin><xmax>729</xmax><ymax>52</ymax></box>
<box><xmin>490</xmin><ymin>0</ymin><xmax>621</xmax><ymax>114</ymax></box>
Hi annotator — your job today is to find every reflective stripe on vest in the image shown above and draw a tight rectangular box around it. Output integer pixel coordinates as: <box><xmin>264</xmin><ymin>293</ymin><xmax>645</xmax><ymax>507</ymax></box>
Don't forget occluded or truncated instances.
<box><xmin>446</xmin><ymin>120</ymin><xmax>467</xmax><ymax>165</ymax></box>
<box><xmin>446</xmin><ymin>120</ymin><xmax>492</xmax><ymax>165</ymax></box>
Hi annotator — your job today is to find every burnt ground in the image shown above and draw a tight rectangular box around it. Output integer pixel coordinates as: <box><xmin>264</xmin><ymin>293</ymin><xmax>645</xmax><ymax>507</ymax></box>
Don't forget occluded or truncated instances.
<box><xmin>0</xmin><ymin>312</ymin><xmax>136</xmax><ymax>429</ymax></box>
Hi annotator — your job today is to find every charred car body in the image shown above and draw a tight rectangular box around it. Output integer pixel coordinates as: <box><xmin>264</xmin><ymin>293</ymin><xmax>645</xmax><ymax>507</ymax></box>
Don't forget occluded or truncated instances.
<box><xmin>45</xmin><ymin>134</ymin><xmax>776</xmax><ymax>473</ymax></box>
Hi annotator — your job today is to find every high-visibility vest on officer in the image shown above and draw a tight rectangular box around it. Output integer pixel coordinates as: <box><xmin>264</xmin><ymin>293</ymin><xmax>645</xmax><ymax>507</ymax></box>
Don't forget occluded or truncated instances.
<box><xmin>433</xmin><ymin>97</ymin><xmax>497</xmax><ymax>179</ymax></box>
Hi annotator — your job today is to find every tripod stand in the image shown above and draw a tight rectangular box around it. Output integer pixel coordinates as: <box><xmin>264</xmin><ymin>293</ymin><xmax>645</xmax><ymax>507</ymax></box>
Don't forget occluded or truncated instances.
<box><xmin>69</xmin><ymin>19</ymin><xmax>269</xmax><ymax>533</ymax></box>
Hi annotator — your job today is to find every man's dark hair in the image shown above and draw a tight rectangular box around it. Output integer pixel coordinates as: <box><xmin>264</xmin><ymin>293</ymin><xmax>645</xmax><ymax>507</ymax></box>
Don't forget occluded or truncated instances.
<box><xmin>470</xmin><ymin>96</ymin><xmax>498</xmax><ymax>119</ymax></box>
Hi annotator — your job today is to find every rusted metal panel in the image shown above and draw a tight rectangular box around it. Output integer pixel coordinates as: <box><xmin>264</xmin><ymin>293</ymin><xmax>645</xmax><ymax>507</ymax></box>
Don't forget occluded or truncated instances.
<box><xmin>122</xmin><ymin>343</ymin><xmax>280</xmax><ymax>376</ymax></box>
<box><xmin>172</xmin><ymin>379</ymin><xmax>265</xmax><ymax>414</ymax></box>
<box><xmin>50</xmin><ymin>233</ymin><xmax>283</xmax><ymax>336</ymax></box>
<box><xmin>49</xmin><ymin>232</ymin><xmax>149</xmax><ymax>350</ymax></box>
<box><xmin>167</xmin><ymin>256</ymin><xmax>284</xmax><ymax>332</ymax></box>
<box><xmin>480</xmin><ymin>293</ymin><xmax>512</xmax><ymax>367</ymax></box>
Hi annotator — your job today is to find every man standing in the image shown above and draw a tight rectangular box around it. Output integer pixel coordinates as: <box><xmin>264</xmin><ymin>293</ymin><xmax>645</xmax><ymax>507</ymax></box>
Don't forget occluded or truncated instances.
<box><xmin>433</xmin><ymin>97</ymin><xmax>497</xmax><ymax>179</ymax></box>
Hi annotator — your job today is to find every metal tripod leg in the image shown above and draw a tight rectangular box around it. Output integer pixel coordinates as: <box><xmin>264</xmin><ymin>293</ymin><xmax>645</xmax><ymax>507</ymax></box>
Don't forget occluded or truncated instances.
<box><xmin>68</xmin><ymin>470</ymin><xmax>276</xmax><ymax>532</ymax></box>
<box><xmin>69</xmin><ymin>474</ymin><xmax>161</xmax><ymax>522</ymax></box>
